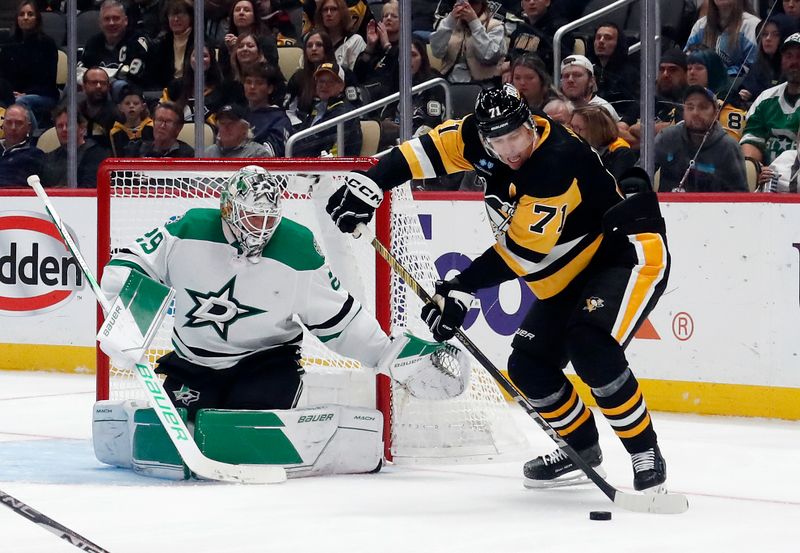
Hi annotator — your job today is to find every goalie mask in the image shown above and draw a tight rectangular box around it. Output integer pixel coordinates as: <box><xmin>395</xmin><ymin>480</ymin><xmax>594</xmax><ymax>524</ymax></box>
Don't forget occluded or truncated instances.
<box><xmin>474</xmin><ymin>84</ymin><xmax>537</xmax><ymax>166</ymax></box>
<box><xmin>220</xmin><ymin>165</ymin><xmax>284</xmax><ymax>258</ymax></box>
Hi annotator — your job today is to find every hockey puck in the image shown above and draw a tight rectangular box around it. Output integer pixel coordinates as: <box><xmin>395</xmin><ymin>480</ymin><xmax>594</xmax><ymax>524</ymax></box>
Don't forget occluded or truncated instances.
<box><xmin>589</xmin><ymin>511</ymin><xmax>612</xmax><ymax>521</ymax></box>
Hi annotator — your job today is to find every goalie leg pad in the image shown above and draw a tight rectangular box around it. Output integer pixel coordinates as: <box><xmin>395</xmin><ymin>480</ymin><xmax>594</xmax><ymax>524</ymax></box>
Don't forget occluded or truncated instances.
<box><xmin>131</xmin><ymin>407</ymin><xmax>191</xmax><ymax>480</ymax></box>
<box><xmin>193</xmin><ymin>405</ymin><xmax>383</xmax><ymax>478</ymax></box>
<box><xmin>92</xmin><ymin>399</ymin><xmax>150</xmax><ymax>469</ymax></box>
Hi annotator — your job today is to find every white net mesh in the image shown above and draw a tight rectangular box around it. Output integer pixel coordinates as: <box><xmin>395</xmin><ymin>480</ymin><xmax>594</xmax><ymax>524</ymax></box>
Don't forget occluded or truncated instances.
<box><xmin>98</xmin><ymin>160</ymin><xmax>528</xmax><ymax>463</ymax></box>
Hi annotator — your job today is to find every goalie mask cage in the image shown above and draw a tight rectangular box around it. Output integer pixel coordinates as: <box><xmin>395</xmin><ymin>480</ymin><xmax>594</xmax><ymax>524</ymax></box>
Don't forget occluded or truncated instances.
<box><xmin>96</xmin><ymin>158</ymin><xmax>528</xmax><ymax>463</ymax></box>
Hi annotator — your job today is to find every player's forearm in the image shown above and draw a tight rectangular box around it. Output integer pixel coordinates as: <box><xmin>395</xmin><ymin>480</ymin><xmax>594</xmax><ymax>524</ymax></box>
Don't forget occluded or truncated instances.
<box><xmin>452</xmin><ymin>247</ymin><xmax>518</xmax><ymax>293</ymax></box>
<box><xmin>367</xmin><ymin>147</ymin><xmax>413</xmax><ymax>190</ymax></box>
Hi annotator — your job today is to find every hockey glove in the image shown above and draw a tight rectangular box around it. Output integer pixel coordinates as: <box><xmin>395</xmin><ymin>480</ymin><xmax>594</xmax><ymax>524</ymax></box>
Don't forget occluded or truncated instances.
<box><xmin>325</xmin><ymin>172</ymin><xmax>384</xmax><ymax>234</ymax></box>
<box><xmin>421</xmin><ymin>278</ymin><xmax>475</xmax><ymax>342</ymax></box>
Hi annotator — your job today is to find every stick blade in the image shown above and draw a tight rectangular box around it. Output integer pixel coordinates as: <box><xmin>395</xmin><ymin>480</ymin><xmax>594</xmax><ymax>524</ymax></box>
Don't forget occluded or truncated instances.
<box><xmin>613</xmin><ymin>490</ymin><xmax>689</xmax><ymax>514</ymax></box>
<box><xmin>197</xmin><ymin>462</ymin><xmax>288</xmax><ymax>484</ymax></box>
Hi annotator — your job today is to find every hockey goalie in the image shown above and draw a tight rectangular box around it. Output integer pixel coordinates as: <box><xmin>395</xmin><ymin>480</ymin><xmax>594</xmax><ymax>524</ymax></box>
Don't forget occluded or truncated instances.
<box><xmin>93</xmin><ymin>165</ymin><xmax>470</xmax><ymax>480</ymax></box>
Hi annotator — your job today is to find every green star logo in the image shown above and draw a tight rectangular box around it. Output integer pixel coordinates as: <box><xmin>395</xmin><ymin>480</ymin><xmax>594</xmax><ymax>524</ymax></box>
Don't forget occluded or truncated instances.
<box><xmin>184</xmin><ymin>276</ymin><xmax>265</xmax><ymax>340</ymax></box>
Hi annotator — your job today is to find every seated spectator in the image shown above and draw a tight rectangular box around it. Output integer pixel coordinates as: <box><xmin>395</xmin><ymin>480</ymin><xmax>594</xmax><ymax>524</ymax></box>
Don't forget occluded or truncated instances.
<box><xmin>509</xmin><ymin>53</ymin><xmax>559</xmax><ymax>112</ymax></box>
<box><xmin>123</xmin><ymin>101</ymin><xmax>195</xmax><ymax>157</ymax></box>
<box><xmin>353</xmin><ymin>0</ymin><xmax>400</xmax><ymax>103</ymax></box>
<box><xmin>0</xmin><ymin>1</ymin><xmax>58</xmax><ymax>128</ymax></box>
<box><xmin>505</xmin><ymin>0</ymin><xmax>569</xmax><ymax>72</ymax></box>
<box><xmin>543</xmin><ymin>97</ymin><xmax>572</xmax><ymax>124</ymax></box>
<box><xmin>313</xmin><ymin>0</ymin><xmax>367</xmax><ymax>70</ymax></box>
<box><xmin>110</xmin><ymin>86</ymin><xmax>154</xmax><ymax>157</ymax></box>
<box><xmin>686</xmin><ymin>48</ymin><xmax>747</xmax><ymax>140</ymax></box>
<box><xmin>286</xmin><ymin>29</ymin><xmax>335</xmax><ymax>122</ymax></box>
<box><xmin>258</xmin><ymin>0</ymin><xmax>298</xmax><ymax>45</ymax></box>
<box><xmin>205</xmin><ymin>103</ymin><xmax>272</xmax><ymax>157</ymax></box>
<box><xmin>163</xmin><ymin>44</ymin><xmax>246</xmax><ymax>126</ymax></box>
<box><xmin>655</xmin><ymin>85</ymin><xmax>748</xmax><ymax>192</ymax></box>
<box><xmin>149</xmin><ymin>0</ymin><xmax>196</xmax><ymax>89</ymax></box>
<box><xmin>302</xmin><ymin>0</ymin><xmax>375</xmax><ymax>42</ymax></box>
<box><xmin>684</xmin><ymin>0</ymin><xmax>759</xmax><ymax>77</ymax></box>
<box><xmin>293</xmin><ymin>61</ymin><xmax>362</xmax><ymax>156</ymax></box>
<box><xmin>587</xmin><ymin>21</ymin><xmax>639</xmax><ymax>124</ymax></box>
<box><xmin>220</xmin><ymin>0</ymin><xmax>279</xmax><ymax>77</ymax></box>
<box><xmin>378</xmin><ymin>37</ymin><xmax>446</xmax><ymax>149</ymax></box>
<box><xmin>227</xmin><ymin>32</ymin><xmax>272</xmax><ymax>83</ymax></box>
<box><xmin>784</xmin><ymin>0</ymin><xmax>800</xmax><ymax>24</ymax></box>
<box><xmin>627</xmin><ymin>48</ymin><xmax>690</xmax><ymax>149</ymax></box>
<box><xmin>79</xmin><ymin>67</ymin><xmax>120</xmax><ymax>149</ymax></box>
<box><xmin>741</xmin><ymin>33</ymin><xmax>800</xmax><ymax>165</ymax></box>
<box><xmin>430</xmin><ymin>0</ymin><xmax>506</xmax><ymax>85</ymax></box>
<box><xmin>127</xmin><ymin>0</ymin><xmax>164</xmax><ymax>40</ymax></box>
<box><xmin>243</xmin><ymin>64</ymin><xmax>292</xmax><ymax>156</ymax></box>
<box><xmin>0</xmin><ymin>104</ymin><xmax>43</xmax><ymax>187</ymax></box>
<box><xmin>41</xmin><ymin>104</ymin><xmax>109</xmax><ymax>188</ymax></box>
<box><xmin>570</xmin><ymin>105</ymin><xmax>636</xmax><ymax>180</ymax></box>
<box><xmin>738</xmin><ymin>14</ymin><xmax>797</xmax><ymax>105</ymax></box>
<box><xmin>756</xmin><ymin>124</ymin><xmax>800</xmax><ymax>193</ymax></box>
<box><xmin>76</xmin><ymin>0</ymin><xmax>152</xmax><ymax>99</ymax></box>
<box><xmin>559</xmin><ymin>55</ymin><xmax>620</xmax><ymax>121</ymax></box>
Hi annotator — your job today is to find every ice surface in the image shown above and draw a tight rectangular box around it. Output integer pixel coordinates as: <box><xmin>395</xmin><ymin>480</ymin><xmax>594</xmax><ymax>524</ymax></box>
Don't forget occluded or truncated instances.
<box><xmin>1</xmin><ymin>371</ymin><xmax>798</xmax><ymax>553</ymax></box>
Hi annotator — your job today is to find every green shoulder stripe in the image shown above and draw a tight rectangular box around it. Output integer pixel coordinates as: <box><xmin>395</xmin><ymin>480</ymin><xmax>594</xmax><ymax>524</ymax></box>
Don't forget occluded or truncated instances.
<box><xmin>262</xmin><ymin>217</ymin><xmax>325</xmax><ymax>271</ymax></box>
<box><xmin>165</xmin><ymin>208</ymin><xmax>228</xmax><ymax>244</ymax></box>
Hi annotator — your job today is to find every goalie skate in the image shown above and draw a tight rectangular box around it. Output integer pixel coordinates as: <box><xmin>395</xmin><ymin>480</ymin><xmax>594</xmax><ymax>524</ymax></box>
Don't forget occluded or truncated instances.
<box><xmin>523</xmin><ymin>443</ymin><xmax>605</xmax><ymax>489</ymax></box>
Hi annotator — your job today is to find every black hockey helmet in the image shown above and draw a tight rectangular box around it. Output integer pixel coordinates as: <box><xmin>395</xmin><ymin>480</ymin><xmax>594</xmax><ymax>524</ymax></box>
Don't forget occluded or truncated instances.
<box><xmin>474</xmin><ymin>84</ymin><xmax>533</xmax><ymax>139</ymax></box>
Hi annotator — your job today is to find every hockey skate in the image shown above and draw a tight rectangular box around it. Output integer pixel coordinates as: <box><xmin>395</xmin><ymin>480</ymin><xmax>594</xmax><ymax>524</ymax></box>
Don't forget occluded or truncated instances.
<box><xmin>631</xmin><ymin>446</ymin><xmax>667</xmax><ymax>493</ymax></box>
<box><xmin>523</xmin><ymin>442</ymin><xmax>605</xmax><ymax>489</ymax></box>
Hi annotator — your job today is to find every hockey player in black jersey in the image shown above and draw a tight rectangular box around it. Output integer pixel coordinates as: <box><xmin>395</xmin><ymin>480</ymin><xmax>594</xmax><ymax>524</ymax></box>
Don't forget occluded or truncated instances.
<box><xmin>326</xmin><ymin>84</ymin><xmax>671</xmax><ymax>493</ymax></box>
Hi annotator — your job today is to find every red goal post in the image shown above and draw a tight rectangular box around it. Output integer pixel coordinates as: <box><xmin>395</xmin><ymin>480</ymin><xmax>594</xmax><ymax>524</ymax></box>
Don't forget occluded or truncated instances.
<box><xmin>96</xmin><ymin>157</ymin><xmax>528</xmax><ymax>464</ymax></box>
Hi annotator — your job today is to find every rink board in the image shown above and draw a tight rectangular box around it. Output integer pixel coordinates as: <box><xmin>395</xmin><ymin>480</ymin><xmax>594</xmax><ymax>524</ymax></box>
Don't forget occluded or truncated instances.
<box><xmin>1</xmin><ymin>189</ymin><xmax>799</xmax><ymax>419</ymax></box>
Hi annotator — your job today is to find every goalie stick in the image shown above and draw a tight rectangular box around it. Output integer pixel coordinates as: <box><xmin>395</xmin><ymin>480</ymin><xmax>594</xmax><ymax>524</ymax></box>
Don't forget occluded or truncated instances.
<box><xmin>356</xmin><ymin>223</ymin><xmax>689</xmax><ymax>515</ymax></box>
<box><xmin>27</xmin><ymin>175</ymin><xmax>286</xmax><ymax>485</ymax></box>
<box><xmin>0</xmin><ymin>488</ymin><xmax>110</xmax><ymax>553</ymax></box>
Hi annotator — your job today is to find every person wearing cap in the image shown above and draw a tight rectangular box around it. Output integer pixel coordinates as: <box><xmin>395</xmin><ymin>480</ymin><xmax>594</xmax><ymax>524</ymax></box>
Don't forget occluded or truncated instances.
<box><xmin>625</xmin><ymin>48</ymin><xmax>689</xmax><ymax>150</ymax></box>
<box><xmin>686</xmin><ymin>48</ymin><xmax>747</xmax><ymax>140</ymax></box>
<box><xmin>741</xmin><ymin>33</ymin><xmax>800</xmax><ymax>165</ymax></box>
<box><xmin>123</xmin><ymin>101</ymin><xmax>195</xmax><ymax>158</ymax></box>
<box><xmin>429</xmin><ymin>0</ymin><xmax>506</xmax><ymax>84</ymax></box>
<box><xmin>559</xmin><ymin>54</ymin><xmax>620</xmax><ymax>122</ymax></box>
<box><xmin>205</xmin><ymin>104</ymin><xmax>272</xmax><ymax>158</ymax></box>
<box><xmin>654</xmin><ymin>85</ymin><xmax>748</xmax><ymax>192</ymax></box>
<box><xmin>293</xmin><ymin>61</ymin><xmax>362</xmax><ymax>157</ymax></box>
<box><xmin>684</xmin><ymin>0</ymin><xmax>759</xmax><ymax>77</ymax></box>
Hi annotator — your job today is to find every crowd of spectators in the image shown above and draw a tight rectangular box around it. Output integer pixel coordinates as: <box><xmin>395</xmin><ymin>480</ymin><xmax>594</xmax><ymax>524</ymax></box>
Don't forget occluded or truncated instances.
<box><xmin>0</xmin><ymin>0</ymin><xmax>799</xmax><ymax>193</ymax></box>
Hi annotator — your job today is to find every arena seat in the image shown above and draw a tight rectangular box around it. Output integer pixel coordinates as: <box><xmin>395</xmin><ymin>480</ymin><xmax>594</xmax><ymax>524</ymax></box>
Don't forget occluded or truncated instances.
<box><xmin>278</xmin><ymin>47</ymin><xmax>303</xmax><ymax>79</ymax></box>
<box><xmin>359</xmin><ymin>120</ymin><xmax>381</xmax><ymax>156</ymax></box>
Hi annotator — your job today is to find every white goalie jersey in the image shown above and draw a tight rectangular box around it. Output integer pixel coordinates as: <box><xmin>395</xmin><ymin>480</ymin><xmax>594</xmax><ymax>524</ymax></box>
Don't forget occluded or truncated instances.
<box><xmin>101</xmin><ymin>208</ymin><xmax>390</xmax><ymax>370</ymax></box>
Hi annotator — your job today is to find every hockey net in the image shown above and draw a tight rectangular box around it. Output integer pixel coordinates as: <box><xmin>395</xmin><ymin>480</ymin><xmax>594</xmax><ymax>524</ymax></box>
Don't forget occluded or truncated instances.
<box><xmin>96</xmin><ymin>158</ymin><xmax>528</xmax><ymax>463</ymax></box>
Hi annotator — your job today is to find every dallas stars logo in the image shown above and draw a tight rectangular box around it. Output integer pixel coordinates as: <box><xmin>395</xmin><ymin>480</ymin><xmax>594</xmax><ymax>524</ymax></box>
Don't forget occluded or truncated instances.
<box><xmin>173</xmin><ymin>385</ymin><xmax>200</xmax><ymax>405</ymax></box>
<box><xmin>184</xmin><ymin>276</ymin><xmax>264</xmax><ymax>340</ymax></box>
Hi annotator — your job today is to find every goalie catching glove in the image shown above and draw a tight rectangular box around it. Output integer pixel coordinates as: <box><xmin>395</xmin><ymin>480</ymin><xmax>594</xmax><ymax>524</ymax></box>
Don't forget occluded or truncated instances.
<box><xmin>377</xmin><ymin>332</ymin><xmax>471</xmax><ymax>400</ymax></box>
<box><xmin>325</xmin><ymin>171</ymin><xmax>383</xmax><ymax>234</ymax></box>
<box><xmin>421</xmin><ymin>277</ymin><xmax>475</xmax><ymax>342</ymax></box>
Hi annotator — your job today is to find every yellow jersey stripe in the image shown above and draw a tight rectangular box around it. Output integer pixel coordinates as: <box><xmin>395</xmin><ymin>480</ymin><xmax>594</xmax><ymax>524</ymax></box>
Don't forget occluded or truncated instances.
<box><xmin>528</xmin><ymin>235</ymin><xmax>603</xmax><ymax>299</ymax></box>
<box><xmin>612</xmin><ymin>233</ymin><xmax>667</xmax><ymax>343</ymax></box>
<box><xmin>559</xmin><ymin>407</ymin><xmax>592</xmax><ymax>436</ymax></box>
<box><xmin>614</xmin><ymin>412</ymin><xmax>652</xmax><ymax>439</ymax></box>
<box><xmin>599</xmin><ymin>387</ymin><xmax>642</xmax><ymax>417</ymax></box>
<box><xmin>540</xmin><ymin>387</ymin><xmax>579</xmax><ymax>418</ymax></box>
<box><xmin>398</xmin><ymin>140</ymin><xmax>428</xmax><ymax>179</ymax></box>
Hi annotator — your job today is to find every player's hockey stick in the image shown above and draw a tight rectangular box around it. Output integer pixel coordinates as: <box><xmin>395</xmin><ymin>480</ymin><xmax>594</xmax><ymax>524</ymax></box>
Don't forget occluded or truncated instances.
<box><xmin>1</xmin><ymin>488</ymin><xmax>110</xmax><ymax>552</ymax></box>
<box><xmin>357</xmin><ymin>223</ymin><xmax>688</xmax><ymax>514</ymax></box>
<box><xmin>27</xmin><ymin>175</ymin><xmax>286</xmax><ymax>485</ymax></box>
